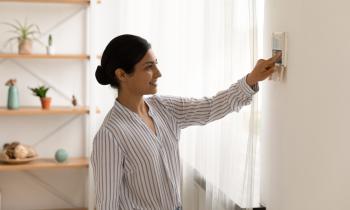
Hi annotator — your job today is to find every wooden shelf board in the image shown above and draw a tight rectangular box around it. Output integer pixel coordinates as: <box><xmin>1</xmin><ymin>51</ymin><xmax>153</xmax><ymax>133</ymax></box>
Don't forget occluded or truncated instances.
<box><xmin>0</xmin><ymin>53</ymin><xmax>90</xmax><ymax>60</ymax></box>
<box><xmin>0</xmin><ymin>0</ymin><xmax>90</xmax><ymax>4</ymax></box>
<box><xmin>48</xmin><ymin>209</ymin><xmax>87</xmax><ymax>210</ymax></box>
<box><xmin>46</xmin><ymin>208</ymin><xmax>87</xmax><ymax>210</ymax></box>
<box><xmin>0</xmin><ymin>106</ymin><xmax>90</xmax><ymax>116</ymax></box>
<box><xmin>0</xmin><ymin>157</ymin><xmax>89</xmax><ymax>172</ymax></box>
<box><xmin>45</xmin><ymin>209</ymin><xmax>87</xmax><ymax>210</ymax></box>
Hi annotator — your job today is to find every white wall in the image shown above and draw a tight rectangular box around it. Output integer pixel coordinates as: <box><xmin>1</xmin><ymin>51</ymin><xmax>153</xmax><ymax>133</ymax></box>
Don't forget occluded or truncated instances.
<box><xmin>93</xmin><ymin>0</ymin><xmax>120</xmax><ymax>131</ymax></box>
<box><xmin>261</xmin><ymin>0</ymin><xmax>350</xmax><ymax>209</ymax></box>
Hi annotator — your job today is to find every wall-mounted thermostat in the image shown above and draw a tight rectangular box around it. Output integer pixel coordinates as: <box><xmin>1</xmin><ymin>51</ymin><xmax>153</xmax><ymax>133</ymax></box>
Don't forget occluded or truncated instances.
<box><xmin>269</xmin><ymin>32</ymin><xmax>287</xmax><ymax>81</ymax></box>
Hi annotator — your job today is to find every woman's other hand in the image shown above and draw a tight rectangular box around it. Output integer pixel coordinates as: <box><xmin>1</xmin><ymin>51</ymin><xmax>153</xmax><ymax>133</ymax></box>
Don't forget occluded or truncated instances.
<box><xmin>246</xmin><ymin>52</ymin><xmax>282</xmax><ymax>86</ymax></box>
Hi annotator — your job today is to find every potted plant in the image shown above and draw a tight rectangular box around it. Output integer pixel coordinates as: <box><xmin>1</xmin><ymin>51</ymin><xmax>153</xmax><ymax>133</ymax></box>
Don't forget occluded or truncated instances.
<box><xmin>2</xmin><ymin>19</ymin><xmax>41</xmax><ymax>54</ymax></box>
<box><xmin>46</xmin><ymin>34</ymin><xmax>55</xmax><ymax>55</ymax></box>
<box><xmin>29</xmin><ymin>85</ymin><xmax>51</xmax><ymax>109</ymax></box>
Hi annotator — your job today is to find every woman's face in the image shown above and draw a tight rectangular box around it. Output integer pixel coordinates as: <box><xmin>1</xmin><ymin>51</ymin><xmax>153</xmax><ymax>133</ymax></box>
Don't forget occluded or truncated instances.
<box><xmin>121</xmin><ymin>49</ymin><xmax>162</xmax><ymax>95</ymax></box>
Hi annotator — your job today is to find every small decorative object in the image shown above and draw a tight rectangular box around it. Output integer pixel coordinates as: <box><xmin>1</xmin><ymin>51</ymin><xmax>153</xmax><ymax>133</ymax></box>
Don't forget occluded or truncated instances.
<box><xmin>54</xmin><ymin>149</ymin><xmax>68</xmax><ymax>163</ymax></box>
<box><xmin>3</xmin><ymin>19</ymin><xmax>41</xmax><ymax>54</ymax></box>
<box><xmin>46</xmin><ymin>34</ymin><xmax>55</xmax><ymax>55</ymax></box>
<box><xmin>5</xmin><ymin>79</ymin><xmax>19</xmax><ymax>110</ymax></box>
<box><xmin>29</xmin><ymin>85</ymin><xmax>51</xmax><ymax>109</ymax></box>
<box><xmin>71</xmin><ymin>95</ymin><xmax>78</xmax><ymax>106</ymax></box>
<box><xmin>0</xmin><ymin>141</ymin><xmax>37</xmax><ymax>164</ymax></box>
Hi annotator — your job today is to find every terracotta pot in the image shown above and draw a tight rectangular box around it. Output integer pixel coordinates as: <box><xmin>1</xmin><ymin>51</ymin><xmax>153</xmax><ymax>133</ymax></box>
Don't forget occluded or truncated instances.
<box><xmin>18</xmin><ymin>39</ymin><xmax>32</xmax><ymax>54</ymax></box>
<box><xmin>40</xmin><ymin>97</ymin><xmax>52</xmax><ymax>109</ymax></box>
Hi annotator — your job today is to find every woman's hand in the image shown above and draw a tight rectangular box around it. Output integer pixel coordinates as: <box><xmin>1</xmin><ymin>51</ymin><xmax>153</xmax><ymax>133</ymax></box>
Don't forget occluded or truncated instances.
<box><xmin>246</xmin><ymin>52</ymin><xmax>282</xmax><ymax>86</ymax></box>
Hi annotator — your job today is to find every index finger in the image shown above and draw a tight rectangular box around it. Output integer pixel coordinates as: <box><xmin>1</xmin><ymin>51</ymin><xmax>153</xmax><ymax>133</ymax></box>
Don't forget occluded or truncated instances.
<box><xmin>267</xmin><ymin>52</ymin><xmax>282</xmax><ymax>65</ymax></box>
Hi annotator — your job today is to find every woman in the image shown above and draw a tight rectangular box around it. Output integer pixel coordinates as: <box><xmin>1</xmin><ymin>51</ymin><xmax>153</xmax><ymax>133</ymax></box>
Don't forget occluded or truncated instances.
<box><xmin>92</xmin><ymin>34</ymin><xmax>281</xmax><ymax>210</ymax></box>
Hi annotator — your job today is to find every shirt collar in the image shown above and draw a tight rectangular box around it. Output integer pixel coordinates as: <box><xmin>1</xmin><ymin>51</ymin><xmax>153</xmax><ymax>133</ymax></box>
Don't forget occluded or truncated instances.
<box><xmin>113</xmin><ymin>97</ymin><xmax>154</xmax><ymax>118</ymax></box>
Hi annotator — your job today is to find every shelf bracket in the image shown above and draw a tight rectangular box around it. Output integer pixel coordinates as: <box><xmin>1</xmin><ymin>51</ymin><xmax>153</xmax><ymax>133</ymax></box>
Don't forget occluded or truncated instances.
<box><xmin>24</xmin><ymin>171</ymin><xmax>80</xmax><ymax>208</ymax></box>
<box><xmin>10</xmin><ymin>59</ymin><xmax>73</xmax><ymax>103</ymax></box>
<box><xmin>32</xmin><ymin>115</ymin><xmax>81</xmax><ymax>148</ymax></box>
<box><xmin>41</xmin><ymin>7</ymin><xmax>86</xmax><ymax>38</ymax></box>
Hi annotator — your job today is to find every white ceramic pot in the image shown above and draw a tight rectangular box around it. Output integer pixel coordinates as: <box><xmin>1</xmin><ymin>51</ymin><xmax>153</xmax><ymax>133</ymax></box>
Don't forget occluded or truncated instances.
<box><xmin>46</xmin><ymin>46</ymin><xmax>55</xmax><ymax>55</ymax></box>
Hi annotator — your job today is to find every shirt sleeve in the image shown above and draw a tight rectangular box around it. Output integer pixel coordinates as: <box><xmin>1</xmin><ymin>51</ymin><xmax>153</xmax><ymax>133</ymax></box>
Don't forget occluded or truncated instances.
<box><xmin>91</xmin><ymin>127</ymin><xmax>124</xmax><ymax>210</ymax></box>
<box><xmin>155</xmin><ymin>75</ymin><xmax>259</xmax><ymax>129</ymax></box>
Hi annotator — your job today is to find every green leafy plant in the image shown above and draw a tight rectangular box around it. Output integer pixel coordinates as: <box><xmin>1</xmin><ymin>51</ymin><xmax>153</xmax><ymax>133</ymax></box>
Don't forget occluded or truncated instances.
<box><xmin>29</xmin><ymin>85</ymin><xmax>50</xmax><ymax>98</ymax></box>
<box><xmin>2</xmin><ymin>19</ymin><xmax>41</xmax><ymax>47</ymax></box>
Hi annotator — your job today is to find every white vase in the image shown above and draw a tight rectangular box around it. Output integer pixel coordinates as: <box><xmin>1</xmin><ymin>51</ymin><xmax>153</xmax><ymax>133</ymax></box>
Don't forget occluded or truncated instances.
<box><xmin>46</xmin><ymin>46</ymin><xmax>55</xmax><ymax>55</ymax></box>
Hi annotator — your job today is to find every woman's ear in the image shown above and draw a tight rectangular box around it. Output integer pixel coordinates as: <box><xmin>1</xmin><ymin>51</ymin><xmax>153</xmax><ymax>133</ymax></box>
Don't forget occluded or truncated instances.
<box><xmin>115</xmin><ymin>68</ymin><xmax>127</xmax><ymax>82</ymax></box>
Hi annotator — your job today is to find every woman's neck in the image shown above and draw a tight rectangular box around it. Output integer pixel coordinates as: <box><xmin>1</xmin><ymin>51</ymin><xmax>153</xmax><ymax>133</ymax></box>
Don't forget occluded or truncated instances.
<box><xmin>116</xmin><ymin>91</ymin><xmax>148</xmax><ymax>116</ymax></box>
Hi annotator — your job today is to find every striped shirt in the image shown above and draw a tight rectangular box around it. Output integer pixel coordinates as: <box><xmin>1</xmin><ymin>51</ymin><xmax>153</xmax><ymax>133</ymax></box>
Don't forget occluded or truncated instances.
<box><xmin>91</xmin><ymin>76</ymin><xmax>258</xmax><ymax>210</ymax></box>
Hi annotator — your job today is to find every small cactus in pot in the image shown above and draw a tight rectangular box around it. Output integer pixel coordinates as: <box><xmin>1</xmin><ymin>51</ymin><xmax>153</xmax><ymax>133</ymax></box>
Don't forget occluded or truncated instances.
<box><xmin>46</xmin><ymin>34</ymin><xmax>55</xmax><ymax>55</ymax></box>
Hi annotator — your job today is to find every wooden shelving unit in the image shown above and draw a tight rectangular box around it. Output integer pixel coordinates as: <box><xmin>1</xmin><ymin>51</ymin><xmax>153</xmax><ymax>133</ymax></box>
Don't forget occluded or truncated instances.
<box><xmin>0</xmin><ymin>107</ymin><xmax>91</xmax><ymax>116</ymax></box>
<box><xmin>0</xmin><ymin>0</ymin><xmax>91</xmax><ymax>4</ymax></box>
<box><xmin>0</xmin><ymin>0</ymin><xmax>98</xmax><ymax>209</ymax></box>
<box><xmin>0</xmin><ymin>157</ymin><xmax>88</xmax><ymax>172</ymax></box>
<box><xmin>0</xmin><ymin>53</ymin><xmax>90</xmax><ymax>60</ymax></box>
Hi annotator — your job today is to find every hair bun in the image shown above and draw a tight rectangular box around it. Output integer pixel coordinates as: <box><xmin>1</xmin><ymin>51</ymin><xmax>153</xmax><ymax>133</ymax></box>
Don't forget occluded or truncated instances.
<box><xmin>95</xmin><ymin>65</ymin><xmax>110</xmax><ymax>85</ymax></box>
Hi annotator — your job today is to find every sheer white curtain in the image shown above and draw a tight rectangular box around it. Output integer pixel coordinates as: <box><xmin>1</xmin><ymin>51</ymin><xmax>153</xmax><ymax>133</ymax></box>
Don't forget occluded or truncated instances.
<box><xmin>113</xmin><ymin>0</ymin><xmax>260</xmax><ymax>209</ymax></box>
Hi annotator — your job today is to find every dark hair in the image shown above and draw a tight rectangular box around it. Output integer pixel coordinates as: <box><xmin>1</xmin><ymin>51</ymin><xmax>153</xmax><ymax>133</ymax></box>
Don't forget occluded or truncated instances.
<box><xmin>95</xmin><ymin>34</ymin><xmax>151</xmax><ymax>88</ymax></box>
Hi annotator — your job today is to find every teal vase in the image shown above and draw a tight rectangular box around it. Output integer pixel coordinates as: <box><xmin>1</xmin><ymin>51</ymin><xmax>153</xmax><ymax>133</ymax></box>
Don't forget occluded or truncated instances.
<box><xmin>7</xmin><ymin>86</ymin><xmax>19</xmax><ymax>110</ymax></box>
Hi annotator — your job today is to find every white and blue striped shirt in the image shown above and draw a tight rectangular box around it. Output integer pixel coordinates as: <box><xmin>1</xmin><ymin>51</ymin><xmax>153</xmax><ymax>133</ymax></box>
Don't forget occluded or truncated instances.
<box><xmin>91</xmin><ymin>76</ymin><xmax>258</xmax><ymax>210</ymax></box>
